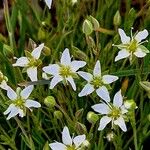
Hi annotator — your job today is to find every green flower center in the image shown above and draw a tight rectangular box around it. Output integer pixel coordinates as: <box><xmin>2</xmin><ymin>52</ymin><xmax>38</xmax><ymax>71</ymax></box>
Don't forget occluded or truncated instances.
<box><xmin>109</xmin><ymin>107</ymin><xmax>121</xmax><ymax>119</ymax></box>
<box><xmin>13</xmin><ymin>98</ymin><xmax>25</xmax><ymax>109</ymax></box>
<box><xmin>59</xmin><ymin>65</ymin><xmax>73</xmax><ymax>78</ymax></box>
<box><xmin>90</xmin><ymin>76</ymin><xmax>103</xmax><ymax>88</ymax></box>
<box><xmin>128</xmin><ymin>39</ymin><xmax>138</xmax><ymax>52</ymax></box>
<box><xmin>28</xmin><ymin>58</ymin><xmax>42</xmax><ymax>67</ymax></box>
<box><xmin>66</xmin><ymin>145</ymin><xmax>76</xmax><ymax>150</ymax></box>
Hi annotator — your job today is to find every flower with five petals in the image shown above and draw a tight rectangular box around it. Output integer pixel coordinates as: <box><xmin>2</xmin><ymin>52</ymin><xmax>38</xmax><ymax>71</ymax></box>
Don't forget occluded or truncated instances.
<box><xmin>92</xmin><ymin>90</ymin><xmax>128</xmax><ymax>132</ymax></box>
<box><xmin>78</xmin><ymin>60</ymin><xmax>118</xmax><ymax>102</ymax></box>
<box><xmin>49</xmin><ymin>126</ymin><xmax>86</xmax><ymax>150</ymax></box>
<box><xmin>13</xmin><ymin>43</ymin><xmax>44</xmax><ymax>81</ymax></box>
<box><xmin>43</xmin><ymin>48</ymin><xmax>86</xmax><ymax>91</ymax></box>
<box><xmin>4</xmin><ymin>85</ymin><xmax>41</xmax><ymax>120</ymax></box>
<box><xmin>113</xmin><ymin>28</ymin><xmax>149</xmax><ymax>62</ymax></box>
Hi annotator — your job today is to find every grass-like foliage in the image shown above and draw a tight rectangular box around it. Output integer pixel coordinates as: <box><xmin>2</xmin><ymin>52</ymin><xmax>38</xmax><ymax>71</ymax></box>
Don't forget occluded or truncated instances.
<box><xmin>0</xmin><ymin>0</ymin><xmax>150</xmax><ymax>149</ymax></box>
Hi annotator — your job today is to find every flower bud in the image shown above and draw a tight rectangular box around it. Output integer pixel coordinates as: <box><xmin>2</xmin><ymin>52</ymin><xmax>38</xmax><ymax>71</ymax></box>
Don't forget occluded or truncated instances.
<box><xmin>82</xmin><ymin>19</ymin><xmax>93</xmax><ymax>35</ymax></box>
<box><xmin>124</xmin><ymin>99</ymin><xmax>137</xmax><ymax>110</ymax></box>
<box><xmin>113</xmin><ymin>10</ymin><xmax>121</xmax><ymax>26</ymax></box>
<box><xmin>44</xmin><ymin>96</ymin><xmax>56</xmax><ymax>107</ymax></box>
<box><xmin>87</xmin><ymin>111</ymin><xmax>99</xmax><ymax>124</ymax></box>
<box><xmin>42</xmin><ymin>46</ymin><xmax>51</xmax><ymax>56</ymax></box>
<box><xmin>88</xmin><ymin>15</ymin><xmax>100</xmax><ymax>30</ymax></box>
<box><xmin>54</xmin><ymin>110</ymin><xmax>63</xmax><ymax>120</ymax></box>
<box><xmin>38</xmin><ymin>28</ymin><xmax>46</xmax><ymax>41</ymax></box>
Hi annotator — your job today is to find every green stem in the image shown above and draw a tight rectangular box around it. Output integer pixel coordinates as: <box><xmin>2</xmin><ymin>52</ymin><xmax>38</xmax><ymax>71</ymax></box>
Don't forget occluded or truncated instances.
<box><xmin>131</xmin><ymin>111</ymin><xmax>138</xmax><ymax>150</ymax></box>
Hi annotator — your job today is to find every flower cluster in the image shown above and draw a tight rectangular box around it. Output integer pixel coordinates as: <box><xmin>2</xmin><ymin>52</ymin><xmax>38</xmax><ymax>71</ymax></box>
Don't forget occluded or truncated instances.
<box><xmin>0</xmin><ymin>27</ymin><xmax>148</xmax><ymax>150</ymax></box>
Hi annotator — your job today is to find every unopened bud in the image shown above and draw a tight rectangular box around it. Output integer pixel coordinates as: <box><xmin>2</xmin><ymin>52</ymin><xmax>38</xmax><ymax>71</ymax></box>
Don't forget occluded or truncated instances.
<box><xmin>124</xmin><ymin>99</ymin><xmax>137</xmax><ymax>110</ymax></box>
<box><xmin>44</xmin><ymin>96</ymin><xmax>56</xmax><ymax>107</ymax></box>
<box><xmin>82</xmin><ymin>19</ymin><xmax>93</xmax><ymax>35</ymax></box>
<box><xmin>54</xmin><ymin>110</ymin><xmax>63</xmax><ymax>119</ymax></box>
<box><xmin>87</xmin><ymin>111</ymin><xmax>99</xmax><ymax>124</ymax></box>
<box><xmin>88</xmin><ymin>15</ymin><xmax>100</xmax><ymax>30</ymax></box>
<box><xmin>42</xmin><ymin>46</ymin><xmax>51</xmax><ymax>56</ymax></box>
<box><xmin>113</xmin><ymin>10</ymin><xmax>121</xmax><ymax>26</ymax></box>
<box><xmin>38</xmin><ymin>28</ymin><xmax>46</xmax><ymax>41</ymax></box>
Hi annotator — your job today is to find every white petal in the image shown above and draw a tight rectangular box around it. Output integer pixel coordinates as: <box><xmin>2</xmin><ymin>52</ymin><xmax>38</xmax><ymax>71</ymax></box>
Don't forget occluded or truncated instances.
<box><xmin>7</xmin><ymin>87</ymin><xmax>17</xmax><ymax>100</ymax></box>
<box><xmin>0</xmin><ymin>80</ymin><xmax>9</xmax><ymax>90</ymax></box>
<box><xmin>31</xmin><ymin>43</ymin><xmax>44</xmax><ymax>59</ymax></box>
<box><xmin>118</xmin><ymin>28</ymin><xmax>130</xmax><ymax>44</ymax></box>
<box><xmin>49</xmin><ymin>142</ymin><xmax>67</xmax><ymax>150</ymax></box>
<box><xmin>121</xmin><ymin>105</ymin><xmax>128</xmax><ymax>114</ymax></box>
<box><xmin>113</xmin><ymin>90</ymin><xmax>123</xmax><ymax>107</ymax></box>
<box><xmin>73</xmin><ymin>135</ymin><xmax>86</xmax><ymax>148</ymax></box>
<box><xmin>78</xmin><ymin>83</ymin><xmax>94</xmax><ymax>97</ymax></box>
<box><xmin>66</xmin><ymin>76</ymin><xmax>76</xmax><ymax>91</ymax></box>
<box><xmin>115</xmin><ymin>49</ymin><xmax>130</xmax><ymax>61</ymax></box>
<box><xmin>62</xmin><ymin>126</ymin><xmax>72</xmax><ymax>146</ymax></box>
<box><xmin>71</xmin><ymin>61</ymin><xmax>86</xmax><ymax>72</ymax></box>
<box><xmin>60</xmin><ymin>48</ymin><xmax>71</xmax><ymax>65</ymax></box>
<box><xmin>45</xmin><ymin>0</ymin><xmax>52</xmax><ymax>9</ymax></box>
<box><xmin>92</xmin><ymin>103</ymin><xmax>111</xmax><ymax>114</ymax></box>
<box><xmin>50</xmin><ymin>75</ymin><xmax>63</xmax><ymax>89</ymax></box>
<box><xmin>4</xmin><ymin>104</ymin><xmax>15</xmax><ymax>115</ymax></box>
<box><xmin>93</xmin><ymin>60</ymin><xmax>101</xmax><ymax>76</ymax></box>
<box><xmin>77</xmin><ymin>71</ymin><xmax>93</xmax><ymax>82</ymax></box>
<box><xmin>98</xmin><ymin>116</ymin><xmax>111</xmax><ymax>130</ymax></box>
<box><xmin>135</xmin><ymin>29</ymin><xmax>148</xmax><ymax>42</ymax></box>
<box><xmin>102</xmin><ymin>75</ymin><xmax>118</xmax><ymax>84</ymax></box>
<box><xmin>114</xmin><ymin>116</ymin><xmax>127</xmax><ymax>132</ymax></box>
<box><xmin>134</xmin><ymin>48</ymin><xmax>146</xmax><ymax>58</ymax></box>
<box><xmin>6</xmin><ymin>106</ymin><xmax>19</xmax><ymax>120</ymax></box>
<box><xmin>25</xmin><ymin>99</ymin><xmax>41</xmax><ymax>108</ymax></box>
<box><xmin>13</xmin><ymin>57</ymin><xmax>29</xmax><ymax>67</ymax></box>
<box><xmin>96</xmin><ymin>86</ymin><xmax>110</xmax><ymax>102</ymax></box>
<box><xmin>43</xmin><ymin>64</ymin><xmax>60</xmax><ymax>76</ymax></box>
<box><xmin>21</xmin><ymin>85</ymin><xmax>33</xmax><ymax>99</ymax></box>
<box><xmin>27</xmin><ymin>67</ymin><xmax>37</xmax><ymax>81</ymax></box>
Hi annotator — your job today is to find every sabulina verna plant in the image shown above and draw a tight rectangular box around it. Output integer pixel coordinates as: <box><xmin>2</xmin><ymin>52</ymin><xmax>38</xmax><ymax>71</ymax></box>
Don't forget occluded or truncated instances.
<box><xmin>92</xmin><ymin>90</ymin><xmax>128</xmax><ymax>132</ymax></box>
<box><xmin>42</xmin><ymin>48</ymin><xmax>86</xmax><ymax>91</ymax></box>
<box><xmin>4</xmin><ymin>85</ymin><xmax>41</xmax><ymax>120</ymax></box>
<box><xmin>113</xmin><ymin>28</ymin><xmax>149</xmax><ymax>62</ymax></box>
<box><xmin>78</xmin><ymin>60</ymin><xmax>118</xmax><ymax>102</ymax></box>
<box><xmin>13</xmin><ymin>43</ymin><xmax>44</xmax><ymax>81</ymax></box>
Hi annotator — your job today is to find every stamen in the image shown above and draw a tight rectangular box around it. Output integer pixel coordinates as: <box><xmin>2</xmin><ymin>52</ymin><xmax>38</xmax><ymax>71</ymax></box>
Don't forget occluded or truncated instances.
<box><xmin>138</xmin><ymin>40</ymin><xmax>148</xmax><ymax>45</ymax></box>
<box><xmin>130</xmin><ymin>27</ymin><xmax>134</xmax><ymax>40</ymax></box>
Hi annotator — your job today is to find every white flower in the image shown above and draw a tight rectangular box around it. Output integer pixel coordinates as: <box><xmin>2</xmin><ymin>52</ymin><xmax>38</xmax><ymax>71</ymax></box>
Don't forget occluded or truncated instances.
<box><xmin>44</xmin><ymin>0</ymin><xmax>52</xmax><ymax>9</ymax></box>
<box><xmin>113</xmin><ymin>28</ymin><xmax>149</xmax><ymax>62</ymax></box>
<box><xmin>78</xmin><ymin>60</ymin><xmax>118</xmax><ymax>102</ymax></box>
<box><xmin>4</xmin><ymin>85</ymin><xmax>41</xmax><ymax>120</ymax></box>
<box><xmin>13</xmin><ymin>43</ymin><xmax>44</xmax><ymax>81</ymax></box>
<box><xmin>0</xmin><ymin>71</ymin><xmax>9</xmax><ymax>90</ymax></box>
<box><xmin>49</xmin><ymin>126</ymin><xmax>86</xmax><ymax>150</ymax></box>
<box><xmin>43</xmin><ymin>48</ymin><xmax>86</xmax><ymax>91</ymax></box>
<box><xmin>92</xmin><ymin>90</ymin><xmax>128</xmax><ymax>132</ymax></box>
